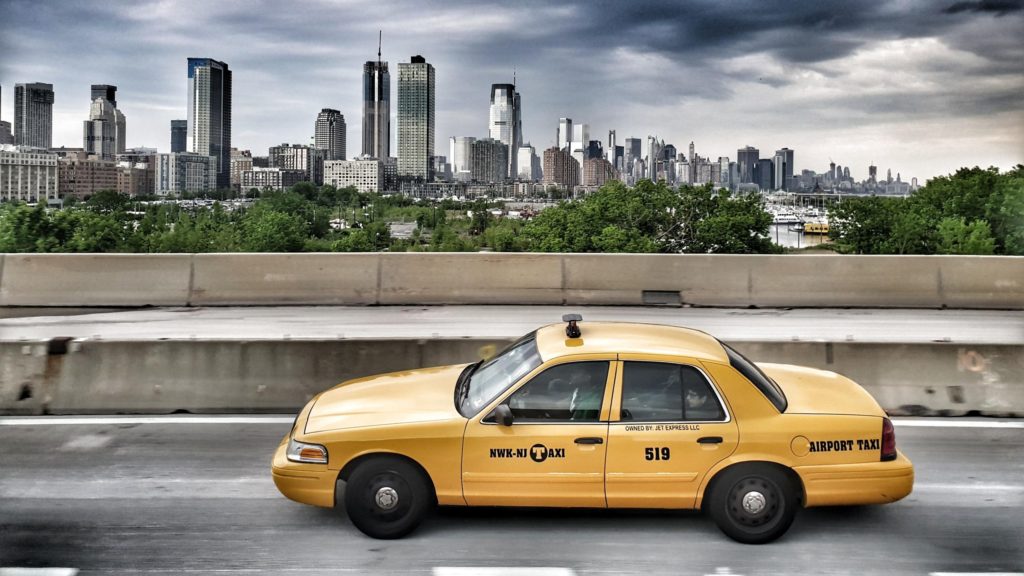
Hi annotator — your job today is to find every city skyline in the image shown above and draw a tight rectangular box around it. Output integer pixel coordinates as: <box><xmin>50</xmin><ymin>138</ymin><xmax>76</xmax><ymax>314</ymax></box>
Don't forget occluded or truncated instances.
<box><xmin>1</xmin><ymin>0</ymin><xmax>1022</xmax><ymax>181</ymax></box>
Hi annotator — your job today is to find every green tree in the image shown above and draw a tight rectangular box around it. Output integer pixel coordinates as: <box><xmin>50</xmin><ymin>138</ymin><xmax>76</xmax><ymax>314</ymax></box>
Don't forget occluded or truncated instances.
<box><xmin>936</xmin><ymin>217</ymin><xmax>996</xmax><ymax>255</ymax></box>
<box><xmin>0</xmin><ymin>203</ymin><xmax>57</xmax><ymax>252</ymax></box>
<box><xmin>672</xmin><ymin>184</ymin><xmax>776</xmax><ymax>254</ymax></box>
<box><xmin>829</xmin><ymin>165</ymin><xmax>1023</xmax><ymax>255</ymax></box>
<box><xmin>521</xmin><ymin>180</ymin><xmax>774</xmax><ymax>254</ymax></box>
<box><xmin>242</xmin><ymin>209</ymin><xmax>308</xmax><ymax>252</ymax></box>
<box><xmin>67</xmin><ymin>211</ymin><xmax>126</xmax><ymax>252</ymax></box>
<box><xmin>85</xmin><ymin>190</ymin><xmax>131</xmax><ymax>214</ymax></box>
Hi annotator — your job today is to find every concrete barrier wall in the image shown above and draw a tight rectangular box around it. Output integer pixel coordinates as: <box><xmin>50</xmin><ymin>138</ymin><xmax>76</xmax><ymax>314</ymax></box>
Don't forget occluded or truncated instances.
<box><xmin>2</xmin><ymin>338</ymin><xmax>1019</xmax><ymax>416</ymax></box>
<box><xmin>0</xmin><ymin>253</ymin><xmax>1021</xmax><ymax>309</ymax></box>
<box><xmin>191</xmin><ymin>253</ymin><xmax>380</xmax><ymax>305</ymax></box>
<box><xmin>0</xmin><ymin>254</ymin><xmax>193</xmax><ymax>307</ymax></box>
<box><xmin>379</xmin><ymin>253</ymin><xmax>564</xmax><ymax>305</ymax></box>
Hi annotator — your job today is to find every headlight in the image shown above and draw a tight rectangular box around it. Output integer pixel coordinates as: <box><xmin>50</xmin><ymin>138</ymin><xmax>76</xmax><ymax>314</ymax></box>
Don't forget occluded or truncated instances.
<box><xmin>286</xmin><ymin>438</ymin><xmax>328</xmax><ymax>464</ymax></box>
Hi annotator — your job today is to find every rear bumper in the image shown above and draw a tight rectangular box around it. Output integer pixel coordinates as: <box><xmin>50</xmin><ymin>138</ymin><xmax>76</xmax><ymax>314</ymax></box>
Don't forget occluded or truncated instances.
<box><xmin>796</xmin><ymin>450</ymin><xmax>914</xmax><ymax>507</ymax></box>
<box><xmin>271</xmin><ymin>441</ymin><xmax>337</xmax><ymax>508</ymax></box>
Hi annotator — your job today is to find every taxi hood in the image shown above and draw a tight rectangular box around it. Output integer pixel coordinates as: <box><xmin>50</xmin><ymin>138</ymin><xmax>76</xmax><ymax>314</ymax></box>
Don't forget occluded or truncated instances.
<box><xmin>758</xmin><ymin>363</ymin><xmax>886</xmax><ymax>417</ymax></box>
<box><xmin>304</xmin><ymin>364</ymin><xmax>467</xmax><ymax>434</ymax></box>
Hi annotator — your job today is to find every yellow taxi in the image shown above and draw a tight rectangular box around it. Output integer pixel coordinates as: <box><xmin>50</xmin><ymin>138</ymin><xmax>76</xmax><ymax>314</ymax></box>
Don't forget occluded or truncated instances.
<box><xmin>272</xmin><ymin>315</ymin><xmax>913</xmax><ymax>543</ymax></box>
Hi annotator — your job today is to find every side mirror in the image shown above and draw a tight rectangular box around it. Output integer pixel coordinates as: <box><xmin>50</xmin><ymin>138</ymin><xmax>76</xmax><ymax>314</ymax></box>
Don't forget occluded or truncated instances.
<box><xmin>492</xmin><ymin>404</ymin><xmax>514</xmax><ymax>427</ymax></box>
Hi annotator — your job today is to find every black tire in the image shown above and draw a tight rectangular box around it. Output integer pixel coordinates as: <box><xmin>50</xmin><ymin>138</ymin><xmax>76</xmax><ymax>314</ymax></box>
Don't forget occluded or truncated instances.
<box><xmin>707</xmin><ymin>464</ymin><xmax>798</xmax><ymax>544</ymax></box>
<box><xmin>343</xmin><ymin>456</ymin><xmax>433</xmax><ymax>539</ymax></box>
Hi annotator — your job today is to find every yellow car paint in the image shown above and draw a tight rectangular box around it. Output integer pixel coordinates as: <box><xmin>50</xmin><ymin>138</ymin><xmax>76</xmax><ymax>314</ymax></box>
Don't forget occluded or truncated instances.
<box><xmin>273</xmin><ymin>321</ymin><xmax>913</xmax><ymax>522</ymax></box>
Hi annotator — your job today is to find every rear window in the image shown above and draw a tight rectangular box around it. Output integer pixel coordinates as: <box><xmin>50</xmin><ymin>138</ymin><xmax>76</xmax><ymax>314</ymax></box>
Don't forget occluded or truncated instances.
<box><xmin>721</xmin><ymin>343</ymin><xmax>788</xmax><ymax>412</ymax></box>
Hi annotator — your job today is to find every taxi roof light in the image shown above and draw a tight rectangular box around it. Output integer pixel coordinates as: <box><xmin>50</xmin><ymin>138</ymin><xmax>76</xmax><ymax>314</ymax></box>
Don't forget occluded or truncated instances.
<box><xmin>562</xmin><ymin>313</ymin><xmax>582</xmax><ymax>338</ymax></box>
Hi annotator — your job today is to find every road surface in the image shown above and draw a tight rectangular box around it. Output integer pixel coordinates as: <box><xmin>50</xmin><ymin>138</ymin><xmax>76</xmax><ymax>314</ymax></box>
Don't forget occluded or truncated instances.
<box><xmin>0</xmin><ymin>416</ymin><xmax>1021</xmax><ymax>575</ymax></box>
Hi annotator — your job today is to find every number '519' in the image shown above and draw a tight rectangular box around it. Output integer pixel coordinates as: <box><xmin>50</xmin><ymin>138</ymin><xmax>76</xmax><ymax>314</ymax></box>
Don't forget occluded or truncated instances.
<box><xmin>645</xmin><ymin>447</ymin><xmax>670</xmax><ymax>461</ymax></box>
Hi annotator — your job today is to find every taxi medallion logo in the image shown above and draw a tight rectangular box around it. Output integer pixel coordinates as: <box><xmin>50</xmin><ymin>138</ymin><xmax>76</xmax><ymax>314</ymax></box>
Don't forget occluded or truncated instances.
<box><xmin>488</xmin><ymin>443</ymin><xmax>566</xmax><ymax>463</ymax></box>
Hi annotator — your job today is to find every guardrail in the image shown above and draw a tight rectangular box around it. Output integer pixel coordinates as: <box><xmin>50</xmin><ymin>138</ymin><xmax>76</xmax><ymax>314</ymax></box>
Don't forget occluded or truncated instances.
<box><xmin>1</xmin><ymin>253</ymin><xmax>1022</xmax><ymax>308</ymax></box>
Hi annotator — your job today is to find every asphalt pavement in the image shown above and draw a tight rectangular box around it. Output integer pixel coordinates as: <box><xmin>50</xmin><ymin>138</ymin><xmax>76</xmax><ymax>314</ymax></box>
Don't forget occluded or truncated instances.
<box><xmin>0</xmin><ymin>416</ymin><xmax>1021</xmax><ymax>576</ymax></box>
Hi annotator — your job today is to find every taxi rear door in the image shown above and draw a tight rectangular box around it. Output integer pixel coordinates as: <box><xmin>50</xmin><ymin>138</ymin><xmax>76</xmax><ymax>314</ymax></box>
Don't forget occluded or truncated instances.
<box><xmin>605</xmin><ymin>355</ymin><xmax>739</xmax><ymax>509</ymax></box>
<box><xmin>461</xmin><ymin>355</ymin><xmax>616</xmax><ymax>507</ymax></box>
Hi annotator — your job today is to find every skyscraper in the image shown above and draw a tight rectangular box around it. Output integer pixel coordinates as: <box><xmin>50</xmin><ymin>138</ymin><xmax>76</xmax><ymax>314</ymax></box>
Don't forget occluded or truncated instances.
<box><xmin>83</xmin><ymin>85</ymin><xmax>125</xmax><ymax>160</ymax></box>
<box><xmin>362</xmin><ymin>35</ymin><xmax>390</xmax><ymax>160</ymax></box>
<box><xmin>397</xmin><ymin>55</ymin><xmax>435</xmax><ymax>180</ymax></box>
<box><xmin>449</xmin><ymin>136</ymin><xmax>475</xmax><ymax>181</ymax></box>
<box><xmin>315</xmin><ymin>108</ymin><xmax>346</xmax><ymax>161</ymax></box>
<box><xmin>91</xmin><ymin>85</ymin><xmax>117</xmax><ymax>108</ymax></box>
<box><xmin>187</xmin><ymin>58</ymin><xmax>232</xmax><ymax>189</ymax></box>
<box><xmin>625</xmin><ymin>137</ymin><xmax>641</xmax><ymax>175</ymax></box>
<box><xmin>737</xmin><ymin>146</ymin><xmax>759</xmax><ymax>184</ymax></box>
<box><xmin>773</xmin><ymin>148</ymin><xmax>794</xmax><ymax>191</ymax></box>
<box><xmin>517</xmin><ymin>144</ymin><xmax>540</xmax><ymax>181</ymax></box>
<box><xmin>14</xmin><ymin>83</ymin><xmax>54</xmax><ymax>148</ymax></box>
<box><xmin>0</xmin><ymin>86</ymin><xmax>13</xmax><ymax>145</ymax></box>
<box><xmin>469</xmin><ymin>138</ymin><xmax>507</xmax><ymax>184</ymax></box>
<box><xmin>718</xmin><ymin>156</ymin><xmax>731</xmax><ymax>189</ymax></box>
<box><xmin>572</xmin><ymin>123</ymin><xmax>589</xmax><ymax>153</ymax></box>
<box><xmin>170</xmin><ymin>120</ymin><xmax>187</xmax><ymax>153</ymax></box>
<box><xmin>756</xmin><ymin>158</ymin><xmax>774</xmax><ymax>191</ymax></box>
<box><xmin>489</xmin><ymin>83</ymin><xmax>521</xmax><ymax>180</ymax></box>
<box><xmin>542</xmin><ymin>146</ymin><xmax>579</xmax><ymax>191</ymax></box>
<box><xmin>557</xmin><ymin>118</ymin><xmax>572</xmax><ymax>151</ymax></box>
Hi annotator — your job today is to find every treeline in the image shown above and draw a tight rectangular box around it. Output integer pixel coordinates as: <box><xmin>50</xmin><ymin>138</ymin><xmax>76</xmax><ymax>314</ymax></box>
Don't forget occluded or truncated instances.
<box><xmin>828</xmin><ymin>165</ymin><xmax>1024</xmax><ymax>255</ymax></box>
<box><xmin>0</xmin><ymin>180</ymin><xmax>779</xmax><ymax>254</ymax></box>
<box><xmin>5</xmin><ymin>167</ymin><xmax>1017</xmax><ymax>255</ymax></box>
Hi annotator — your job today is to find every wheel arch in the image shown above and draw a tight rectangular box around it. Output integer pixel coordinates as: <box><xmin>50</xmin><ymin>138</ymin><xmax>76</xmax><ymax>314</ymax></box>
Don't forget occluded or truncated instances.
<box><xmin>336</xmin><ymin>451</ymin><xmax>438</xmax><ymax>506</ymax></box>
<box><xmin>698</xmin><ymin>458</ymin><xmax>805</xmax><ymax>511</ymax></box>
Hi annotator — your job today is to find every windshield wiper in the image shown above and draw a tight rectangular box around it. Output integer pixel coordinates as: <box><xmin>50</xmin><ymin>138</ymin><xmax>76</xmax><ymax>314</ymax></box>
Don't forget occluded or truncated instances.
<box><xmin>455</xmin><ymin>360</ymin><xmax>483</xmax><ymax>412</ymax></box>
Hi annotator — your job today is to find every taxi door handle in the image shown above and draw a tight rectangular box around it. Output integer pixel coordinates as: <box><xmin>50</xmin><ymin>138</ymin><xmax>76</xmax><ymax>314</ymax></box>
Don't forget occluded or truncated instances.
<box><xmin>575</xmin><ymin>437</ymin><xmax>604</xmax><ymax>445</ymax></box>
<box><xmin>697</xmin><ymin>436</ymin><xmax>723</xmax><ymax>444</ymax></box>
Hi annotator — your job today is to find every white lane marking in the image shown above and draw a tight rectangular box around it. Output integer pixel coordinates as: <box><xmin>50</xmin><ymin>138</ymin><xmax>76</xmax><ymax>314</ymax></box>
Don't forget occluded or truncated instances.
<box><xmin>705</xmin><ymin>569</ymin><xmax>744</xmax><ymax>576</ymax></box>
<box><xmin>894</xmin><ymin>419</ymin><xmax>1024</xmax><ymax>429</ymax></box>
<box><xmin>59</xmin><ymin>434</ymin><xmax>112</xmax><ymax>451</ymax></box>
<box><xmin>933</xmin><ymin>569</ymin><xmax>1024</xmax><ymax>573</ymax></box>
<box><xmin>0</xmin><ymin>415</ymin><xmax>1020</xmax><ymax>429</ymax></box>
<box><xmin>0</xmin><ymin>478</ymin><xmax>280</xmax><ymax>500</ymax></box>
<box><xmin>916</xmin><ymin>482</ymin><xmax>1022</xmax><ymax>492</ymax></box>
<box><xmin>0</xmin><ymin>416</ymin><xmax>294</xmax><ymax>426</ymax></box>
<box><xmin>434</xmin><ymin>565</ymin><xmax>577</xmax><ymax>569</ymax></box>
<box><xmin>58</xmin><ymin>565</ymin><xmax>385</xmax><ymax>569</ymax></box>
<box><xmin>0</xmin><ymin>565</ymin><xmax>78</xmax><ymax>569</ymax></box>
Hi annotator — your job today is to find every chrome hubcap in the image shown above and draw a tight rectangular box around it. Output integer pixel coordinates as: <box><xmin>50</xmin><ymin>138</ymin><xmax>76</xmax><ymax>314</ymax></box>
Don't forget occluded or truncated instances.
<box><xmin>375</xmin><ymin>486</ymin><xmax>399</xmax><ymax>510</ymax></box>
<box><xmin>742</xmin><ymin>490</ymin><xmax>767</xmax><ymax>515</ymax></box>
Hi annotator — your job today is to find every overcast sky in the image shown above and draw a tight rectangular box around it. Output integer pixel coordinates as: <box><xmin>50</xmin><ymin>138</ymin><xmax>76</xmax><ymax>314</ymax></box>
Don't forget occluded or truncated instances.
<box><xmin>1</xmin><ymin>0</ymin><xmax>1022</xmax><ymax>181</ymax></box>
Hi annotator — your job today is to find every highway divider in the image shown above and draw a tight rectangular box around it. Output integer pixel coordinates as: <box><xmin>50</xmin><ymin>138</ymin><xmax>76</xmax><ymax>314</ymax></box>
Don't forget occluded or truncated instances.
<box><xmin>0</xmin><ymin>253</ymin><xmax>1021</xmax><ymax>308</ymax></box>
<box><xmin>1</xmin><ymin>337</ymin><xmax>1019</xmax><ymax>416</ymax></box>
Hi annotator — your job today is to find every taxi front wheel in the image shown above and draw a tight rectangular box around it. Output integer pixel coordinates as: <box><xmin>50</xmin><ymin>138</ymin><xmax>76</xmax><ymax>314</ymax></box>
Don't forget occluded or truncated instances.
<box><xmin>707</xmin><ymin>464</ymin><xmax>797</xmax><ymax>544</ymax></box>
<box><xmin>344</xmin><ymin>457</ymin><xmax>433</xmax><ymax>539</ymax></box>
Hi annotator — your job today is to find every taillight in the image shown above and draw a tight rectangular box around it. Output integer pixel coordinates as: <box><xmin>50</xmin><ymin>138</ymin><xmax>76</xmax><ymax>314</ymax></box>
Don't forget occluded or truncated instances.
<box><xmin>881</xmin><ymin>417</ymin><xmax>897</xmax><ymax>461</ymax></box>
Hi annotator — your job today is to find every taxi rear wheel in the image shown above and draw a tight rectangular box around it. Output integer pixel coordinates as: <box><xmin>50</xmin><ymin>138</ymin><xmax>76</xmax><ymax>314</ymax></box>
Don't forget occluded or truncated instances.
<box><xmin>707</xmin><ymin>464</ymin><xmax>797</xmax><ymax>544</ymax></box>
<box><xmin>344</xmin><ymin>457</ymin><xmax>433</xmax><ymax>539</ymax></box>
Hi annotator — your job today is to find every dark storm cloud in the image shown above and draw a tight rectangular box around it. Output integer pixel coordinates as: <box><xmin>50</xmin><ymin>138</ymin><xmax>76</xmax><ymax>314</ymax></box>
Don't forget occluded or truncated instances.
<box><xmin>1</xmin><ymin>0</ymin><xmax>1021</xmax><ymax>179</ymax></box>
<box><xmin>942</xmin><ymin>0</ymin><xmax>1023</xmax><ymax>15</ymax></box>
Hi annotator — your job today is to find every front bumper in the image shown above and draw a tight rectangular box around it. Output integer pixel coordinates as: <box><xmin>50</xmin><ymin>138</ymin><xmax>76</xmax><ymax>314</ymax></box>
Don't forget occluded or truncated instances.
<box><xmin>271</xmin><ymin>441</ymin><xmax>337</xmax><ymax>508</ymax></box>
<box><xmin>796</xmin><ymin>450</ymin><xmax>914</xmax><ymax>507</ymax></box>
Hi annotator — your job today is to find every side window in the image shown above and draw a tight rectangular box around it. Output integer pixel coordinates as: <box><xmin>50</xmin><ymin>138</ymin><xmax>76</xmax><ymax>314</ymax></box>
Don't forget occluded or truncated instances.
<box><xmin>620</xmin><ymin>362</ymin><xmax>726</xmax><ymax>422</ymax></box>
<box><xmin>505</xmin><ymin>361</ymin><xmax>609</xmax><ymax>422</ymax></box>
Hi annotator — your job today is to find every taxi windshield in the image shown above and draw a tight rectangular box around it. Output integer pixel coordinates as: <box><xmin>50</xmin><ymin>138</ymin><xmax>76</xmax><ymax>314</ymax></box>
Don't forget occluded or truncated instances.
<box><xmin>459</xmin><ymin>332</ymin><xmax>542</xmax><ymax>416</ymax></box>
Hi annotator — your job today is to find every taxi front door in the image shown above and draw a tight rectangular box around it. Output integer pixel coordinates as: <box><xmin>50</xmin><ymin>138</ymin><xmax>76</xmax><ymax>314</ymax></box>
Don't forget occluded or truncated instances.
<box><xmin>461</xmin><ymin>357</ymin><xmax>616</xmax><ymax>508</ymax></box>
<box><xmin>604</xmin><ymin>356</ymin><xmax>739</xmax><ymax>509</ymax></box>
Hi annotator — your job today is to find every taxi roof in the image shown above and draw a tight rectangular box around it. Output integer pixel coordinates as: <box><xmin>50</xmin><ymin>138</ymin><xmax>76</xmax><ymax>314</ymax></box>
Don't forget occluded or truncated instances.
<box><xmin>534</xmin><ymin>321</ymin><xmax>729</xmax><ymax>363</ymax></box>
